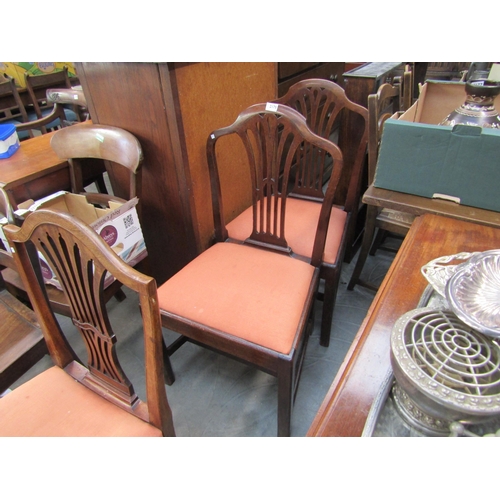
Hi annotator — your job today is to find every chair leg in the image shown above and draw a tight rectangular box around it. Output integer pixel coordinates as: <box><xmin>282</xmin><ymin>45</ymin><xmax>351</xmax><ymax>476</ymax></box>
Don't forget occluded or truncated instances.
<box><xmin>319</xmin><ymin>273</ymin><xmax>339</xmax><ymax>348</ymax></box>
<box><xmin>162</xmin><ymin>337</ymin><xmax>176</xmax><ymax>386</ymax></box>
<box><xmin>369</xmin><ymin>228</ymin><xmax>387</xmax><ymax>256</ymax></box>
<box><xmin>277</xmin><ymin>368</ymin><xmax>293</xmax><ymax>437</ymax></box>
<box><xmin>347</xmin><ymin>204</ymin><xmax>379</xmax><ymax>291</ymax></box>
<box><xmin>113</xmin><ymin>289</ymin><xmax>127</xmax><ymax>302</ymax></box>
<box><xmin>94</xmin><ymin>174</ymin><xmax>108</xmax><ymax>194</ymax></box>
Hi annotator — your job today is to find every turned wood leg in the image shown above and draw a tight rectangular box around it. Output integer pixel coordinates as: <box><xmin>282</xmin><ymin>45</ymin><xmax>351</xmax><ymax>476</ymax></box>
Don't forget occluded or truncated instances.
<box><xmin>277</xmin><ymin>368</ymin><xmax>293</xmax><ymax>437</ymax></box>
<box><xmin>162</xmin><ymin>338</ymin><xmax>176</xmax><ymax>386</ymax></box>
<box><xmin>347</xmin><ymin>204</ymin><xmax>379</xmax><ymax>291</ymax></box>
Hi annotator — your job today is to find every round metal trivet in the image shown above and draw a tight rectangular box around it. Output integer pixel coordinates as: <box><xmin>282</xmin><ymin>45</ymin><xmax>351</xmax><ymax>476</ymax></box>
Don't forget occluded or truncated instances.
<box><xmin>390</xmin><ymin>307</ymin><xmax>500</xmax><ymax>434</ymax></box>
<box><xmin>391</xmin><ymin>382</ymin><xmax>451</xmax><ymax>436</ymax></box>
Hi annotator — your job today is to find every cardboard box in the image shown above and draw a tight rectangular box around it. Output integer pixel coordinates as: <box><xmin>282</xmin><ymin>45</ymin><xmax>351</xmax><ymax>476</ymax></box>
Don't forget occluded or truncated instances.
<box><xmin>373</xmin><ymin>81</ymin><xmax>500</xmax><ymax>212</ymax></box>
<box><xmin>6</xmin><ymin>191</ymin><xmax>147</xmax><ymax>289</ymax></box>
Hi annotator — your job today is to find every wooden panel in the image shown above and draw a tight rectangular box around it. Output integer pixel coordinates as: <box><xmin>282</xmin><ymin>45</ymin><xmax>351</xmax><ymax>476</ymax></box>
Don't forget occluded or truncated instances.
<box><xmin>278</xmin><ymin>62</ymin><xmax>321</xmax><ymax>80</ymax></box>
<box><xmin>77</xmin><ymin>62</ymin><xmax>199</xmax><ymax>284</ymax></box>
<box><xmin>278</xmin><ymin>62</ymin><xmax>345</xmax><ymax>97</ymax></box>
<box><xmin>169</xmin><ymin>62</ymin><xmax>277</xmax><ymax>250</ymax></box>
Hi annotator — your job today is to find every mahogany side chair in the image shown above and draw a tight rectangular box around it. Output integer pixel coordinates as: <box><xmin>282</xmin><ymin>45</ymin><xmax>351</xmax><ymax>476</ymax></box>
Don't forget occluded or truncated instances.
<box><xmin>0</xmin><ymin>209</ymin><xmax>175</xmax><ymax>436</ymax></box>
<box><xmin>225</xmin><ymin>79</ymin><xmax>368</xmax><ymax>347</ymax></box>
<box><xmin>24</xmin><ymin>66</ymin><xmax>80</xmax><ymax>134</ymax></box>
<box><xmin>0</xmin><ymin>73</ymin><xmax>39</xmax><ymax>140</ymax></box>
<box><xmin>157</xmin><ymin>103</ymin><xmax>345</xmax><ymax>436</ymax></box>
<box><xmin>347</xmin><ymin>81</ymin><xmax>415</xmax><ymax>292</ymax></box>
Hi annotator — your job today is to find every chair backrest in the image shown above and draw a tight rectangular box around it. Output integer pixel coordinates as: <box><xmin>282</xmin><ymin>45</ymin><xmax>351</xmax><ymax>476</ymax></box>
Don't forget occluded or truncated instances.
<box><xmin>274</xmin><ymin>79</ymin><xmax>368</xmax><ymax>212</ymax></box>
<box><xmin>367</xmin><ymin>82</ymin><xmax>403</xmax><ymax>186</ymax></box>
<box><xmin>3</xmin><ymin>208</ymin><xmax>175</xmax><ymax>436</ymax></box>
<box><xmin>207</xmin><ymin>103</ymin><xmax>344</xmax><ymax>267</ymax></box>
<box><xmin>24</xmin><ymin>66</ymin><xmax>74</xmax><ymax>119</ymax></box>
<box><xmin>0</xmin><ymin>74</ymin><xmax>30</xmax><ymax>126</ymax></box>
<box><xmin>46</xmin><ymin>88</ymin><xmax>89</xmax><ymax>121</ymax></box>
<box><xmin>50</xmin><ymin>123</ymin><xmax>144</xmax><ymax>200</ymax></box>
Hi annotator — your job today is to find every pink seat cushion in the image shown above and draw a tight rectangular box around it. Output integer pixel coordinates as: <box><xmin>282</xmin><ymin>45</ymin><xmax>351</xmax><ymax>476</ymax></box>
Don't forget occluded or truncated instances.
<box><xmin>0</xmin><ymin>366</ymin><xmax>162</xmax><ymax>437</ymax></box>
<box><xmin>157</xmin><ymin>242</ymin><xmax>316</xmax><ymax>355</ymax></box>
<box><xmin>226</xmin><ymin>197</ymin><xmax>347</xmax><ymax>265</ymax></box>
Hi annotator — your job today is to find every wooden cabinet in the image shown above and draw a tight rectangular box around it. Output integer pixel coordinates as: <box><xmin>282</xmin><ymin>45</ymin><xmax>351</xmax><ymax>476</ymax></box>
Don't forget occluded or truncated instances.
<box><xmin>76</xmin><ymin>62</ymin><xmax>276</xmax><ymax>285</ymax></box>
<box><xmin>277</xmin><ymin>62</ymin><xmax>345</xmax><ymax>96</ymax></box>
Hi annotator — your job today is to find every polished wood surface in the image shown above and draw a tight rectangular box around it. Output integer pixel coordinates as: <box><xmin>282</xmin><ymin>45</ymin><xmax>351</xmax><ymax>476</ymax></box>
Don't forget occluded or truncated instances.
<box><xmin>0</xmin><ymin>131</ymin><xmax>67</xmax><ymax>206</ymax></box>
<box><xmin>363</xmin><ymin>184</ymin><xmax>500</xmax><ymax>228</ymax></box>
<box><xmin>308</xmin><ymin>213</ymin><xmax>500</xmax><ymax>436</ymax></box>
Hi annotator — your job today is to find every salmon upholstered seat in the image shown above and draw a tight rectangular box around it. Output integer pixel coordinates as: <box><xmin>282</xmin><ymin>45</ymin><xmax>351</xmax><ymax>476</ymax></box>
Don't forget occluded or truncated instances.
<box><xmin>226</xmin><ymin>197</ymin><xmax>347</xmax><ymax>266</ymax></box>
<box><xmin>157</xmin><ymin>242</ymin><xmax>316</xmax><ymax>355</ymax></box>
<box><xmin>0</xmin><ymin>366</ymin><xmax>162</xmax><ymax>437</ymax></box>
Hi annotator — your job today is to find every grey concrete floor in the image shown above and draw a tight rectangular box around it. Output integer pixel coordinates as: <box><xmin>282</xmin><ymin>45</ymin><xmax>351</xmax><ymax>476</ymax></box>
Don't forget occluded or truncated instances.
<box><xmin>10</xmin><ymin>239</ymin><xmax>397</xmax><ymax>437</ymax></box>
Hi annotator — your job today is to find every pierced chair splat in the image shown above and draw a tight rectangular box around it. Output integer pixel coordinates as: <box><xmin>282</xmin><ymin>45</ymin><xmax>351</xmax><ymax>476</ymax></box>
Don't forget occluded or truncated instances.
<box><xmin>226</xmin><ymin>79</ymin><xmax>368</xmax><ymax>347</ymax></box>
<box><xmin>157</xmin><ymin>103</ymin><xmax>344</xmax><ymax>436</ymax></box>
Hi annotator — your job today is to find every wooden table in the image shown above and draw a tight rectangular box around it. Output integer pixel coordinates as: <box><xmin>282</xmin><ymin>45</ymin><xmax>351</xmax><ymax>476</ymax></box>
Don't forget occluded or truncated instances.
<box><xmin>348</xmin><ymin>184</ymin><xmax>500</xmax><ymax>290</ymax></box>
<box><xmin>0</xmin><ymin>131</ymin><xmax>68</xmax><ymax>207</ymax></box>
<box><xmin>363</xmin><ymin>184</ymin><xmax>500</xmax><ymax>228</ymax></box>
<box><xmin>308</xmin><ymin>213</ymin><xmax>500</xmax><ymax>436</ymax></box>
<box><xmin>0</xmin><ymin>124</ymin><xmax>103</xmax><ymax>208</ymax></box>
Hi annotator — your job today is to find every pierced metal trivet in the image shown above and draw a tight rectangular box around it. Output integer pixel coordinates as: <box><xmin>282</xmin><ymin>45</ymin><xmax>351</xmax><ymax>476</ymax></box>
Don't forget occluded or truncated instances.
<box><xmin>390</xmin><ymin>307</ymin><xmax>500</xmax><ymax>435</ymax></box>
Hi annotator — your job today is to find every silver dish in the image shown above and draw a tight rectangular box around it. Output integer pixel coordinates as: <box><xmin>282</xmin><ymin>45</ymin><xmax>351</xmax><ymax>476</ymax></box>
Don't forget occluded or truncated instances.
<box><xmin>421</xmin><ymin>252</ymin><xmax>478</xmax><ymax>298</ymax></box>
<box><xmin>446</xmin><ymin>250</ymin><xmax>500</xmax><ymax>338</ymax></box>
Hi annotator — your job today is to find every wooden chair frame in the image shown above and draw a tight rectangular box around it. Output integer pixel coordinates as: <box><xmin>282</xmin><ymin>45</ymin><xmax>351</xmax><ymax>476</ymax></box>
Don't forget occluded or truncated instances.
<box><xmin>3</xmin><ymin>209</ymin><xmax>175</xmax><ymax>436</ymax></box>
<box><xmin>272</xmin><ymin>79</ymin><xmax>369</xmax><ymax>346</ymax></box>
<box><xmin>159</xmin><ymin>103</ymin><xmax>344</xmax><ymax>436</ymax></box>
<box><xmin>50</xmin><ymin>123</ymin><xmax>143</xmax><ymax>204</ymax></box>
<box><xmin>0</xmin><ymin>74</ymin><xmax>31</xmax><ymax>125</ymax></box>
<box><xmin>348</xmin><ymin>81</ymin><xmax>415</xmax><ymax>291</ymax></box>
<box><xmin>24</xmin><ymin>66</ymin><xmax>79</xmax><ymax>134</ymax></box>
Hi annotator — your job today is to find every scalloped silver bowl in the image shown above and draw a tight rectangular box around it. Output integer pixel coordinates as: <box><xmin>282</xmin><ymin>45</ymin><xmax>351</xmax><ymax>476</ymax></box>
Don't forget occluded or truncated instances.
<box><xmin>421</xmin><ymin>251</ymin><xmax>478</xmax><ymax>297</ymax></box>
<box><xmin>446</xmin><ymin>250</ymin><xmax>500</xmax><ymax>338</ymax></box>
